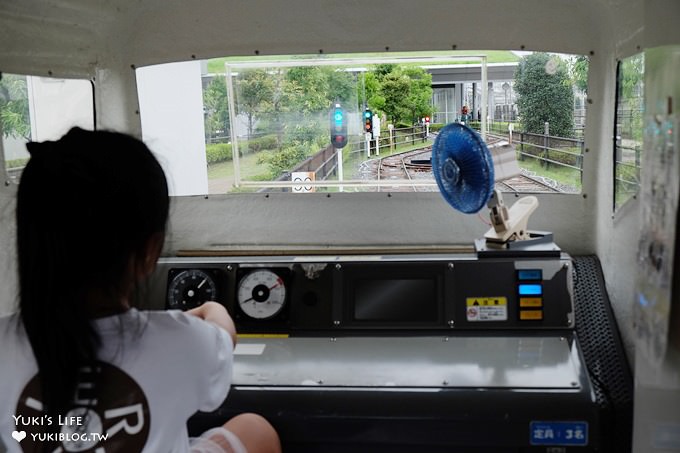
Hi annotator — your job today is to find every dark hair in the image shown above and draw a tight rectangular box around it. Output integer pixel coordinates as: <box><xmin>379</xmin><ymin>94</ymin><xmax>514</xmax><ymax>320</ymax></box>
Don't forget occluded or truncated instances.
<box><xmin>17</xmin><ymin>127</ymin><xmax>169</xmax><ymax>415</ymax></box>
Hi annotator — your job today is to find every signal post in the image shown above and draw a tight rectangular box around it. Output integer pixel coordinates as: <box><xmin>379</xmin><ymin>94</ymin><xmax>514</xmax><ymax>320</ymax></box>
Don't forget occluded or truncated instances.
<box><xmin>330</xmin><ymin>103</ymin><xmax>348</xmax><ymax>191</ymax></box>
<box><xmin>364</xmin><ymin>108</ymin><xmax>373</xmax><ymax>157</ymax></box>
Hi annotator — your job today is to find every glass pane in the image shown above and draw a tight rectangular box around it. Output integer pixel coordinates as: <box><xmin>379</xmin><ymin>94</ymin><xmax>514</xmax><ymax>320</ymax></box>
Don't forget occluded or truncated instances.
<box><xmin>135</xmin><ymin>51</ymin><xmax>588</xmax><ymax>196</ymax></box>
<box><xmin>506</xmin><ymin>53</ymin><xmax>587</xmax><ymax>194</ymax></box>
<box><xmin>222</xmin><ymin>57</ymin><xmax>442</xmax><ymax>193</ymax></box>
<box><xmin>614</xmin><ymin>54</ymin><xmax>644</xmax><ymax>211</ymax></box>
<box><xmin>1</xmin><ymin>74</ymin><xmax>94</xmax><ymax>184</ymax></box>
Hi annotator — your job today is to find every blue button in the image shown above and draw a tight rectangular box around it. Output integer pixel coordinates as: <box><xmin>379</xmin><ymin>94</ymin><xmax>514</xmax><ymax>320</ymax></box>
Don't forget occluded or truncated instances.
<box><xmin>518</xmin><ymin>284</ymin><xmax>542</xmax><ymax>296</ymax></box>
<box><xmin>518</xmin><ymin>269</ymin><xmax>542</xmax><ymax>281</ymax></box>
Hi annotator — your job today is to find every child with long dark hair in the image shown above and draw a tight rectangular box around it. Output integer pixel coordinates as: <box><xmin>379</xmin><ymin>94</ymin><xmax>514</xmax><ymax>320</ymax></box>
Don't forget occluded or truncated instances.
<box><xmin>0</xmin><ymin>128</ymin><xmax>280</xmax><ymax>453</ymax></box>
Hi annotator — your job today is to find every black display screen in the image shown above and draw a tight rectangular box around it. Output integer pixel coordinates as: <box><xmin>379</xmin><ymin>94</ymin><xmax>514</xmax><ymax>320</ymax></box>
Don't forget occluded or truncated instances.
<box><xmin>353</xmin><ymin>278</ymin><xmax>438</xmax><ymax>322</ymax></box>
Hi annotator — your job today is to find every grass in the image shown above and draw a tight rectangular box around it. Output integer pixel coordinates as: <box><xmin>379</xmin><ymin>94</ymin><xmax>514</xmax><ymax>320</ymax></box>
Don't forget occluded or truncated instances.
<box><xmin>207</xmin><ymin>151</ymin><xmax>271</xmax><ymax>192</ymax></box>
<box><xmin>517</xmin><ymin>155</ymin><xmax>582</xmax><ymax>191</ymax></box>
<box><xmin>6</xmin><ymin>158</ymin><xmax>29</xmax><ymax>169</ymax></box>
<box><xmin>207</xmin><ymin>51</ymin><xmax>519</xmax><ymax>73</ymax></box>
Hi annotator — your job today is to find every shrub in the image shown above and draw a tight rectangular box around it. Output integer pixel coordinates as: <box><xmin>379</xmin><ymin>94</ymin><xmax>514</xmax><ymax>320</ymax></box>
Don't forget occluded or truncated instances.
<box><xmin>258</xmin><ymin>143</ymin><xmax>310</xmax><ymax>178</ymax></box>
<box><xmin>205</xmin><ymin>134</ymin><xmax>278</xmax><ymax>165</ymax></box>
<box><xmin>244</xmin><ymin>134</ymin><xmax>277</xmax><ymax>154</ymax></box>
<box><xmin>205</xmin><ymin>143</ymin><xmax>232</xmax><ymax>164</ymax></box>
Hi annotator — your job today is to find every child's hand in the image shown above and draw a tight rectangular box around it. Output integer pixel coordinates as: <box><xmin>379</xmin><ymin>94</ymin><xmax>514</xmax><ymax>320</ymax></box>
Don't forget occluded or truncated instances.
<box><xmin>186</xmin><ymin>302</ymin><xmax>237</xmax><ymax>344</ymax></box>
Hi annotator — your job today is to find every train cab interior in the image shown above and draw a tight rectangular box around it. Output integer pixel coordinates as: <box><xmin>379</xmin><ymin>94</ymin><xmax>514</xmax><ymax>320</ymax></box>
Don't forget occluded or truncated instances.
<box><xmin>2</xmin><ymin>0</ymin><xmax>680</xmax><ymax>451</ymax></box>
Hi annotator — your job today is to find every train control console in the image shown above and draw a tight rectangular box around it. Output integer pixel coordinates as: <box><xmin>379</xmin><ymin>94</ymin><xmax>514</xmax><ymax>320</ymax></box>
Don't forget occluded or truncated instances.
<box><xmin>146</xmin><ymin>251</ymin><xmax>632</xmax><ymax>452</ymax></box>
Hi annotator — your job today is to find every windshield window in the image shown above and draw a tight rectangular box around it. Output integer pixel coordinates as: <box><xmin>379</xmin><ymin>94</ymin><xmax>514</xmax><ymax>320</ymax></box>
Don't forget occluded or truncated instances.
<box><xmin>135</xmin><ymin>51</ymin><xmax>587</xmax><ymax>196</ymax></box>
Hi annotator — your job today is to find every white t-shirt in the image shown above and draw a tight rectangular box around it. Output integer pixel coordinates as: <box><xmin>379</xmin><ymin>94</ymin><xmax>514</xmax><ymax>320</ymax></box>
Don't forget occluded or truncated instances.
<box><xmin>0</xmin><ymin>308</ymin><xmax>234</xmax><ymax>452</ymax></box>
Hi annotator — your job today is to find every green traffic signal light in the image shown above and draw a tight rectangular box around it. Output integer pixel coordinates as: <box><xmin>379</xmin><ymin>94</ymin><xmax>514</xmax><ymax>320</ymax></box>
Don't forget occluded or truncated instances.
<box><xmin>364</xmin><ymin>109</ymin><xmax>373</xmax><ymax>134</ymax></box>
<box><xmin>330</xmin><ymin>104</ymin><xmax>348</xmax><ymax>148</ymax></box>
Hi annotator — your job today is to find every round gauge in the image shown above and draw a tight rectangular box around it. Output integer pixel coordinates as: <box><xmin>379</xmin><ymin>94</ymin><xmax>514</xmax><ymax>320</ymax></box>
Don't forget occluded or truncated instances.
<box><xmin>237</xmin><ymin>269</ymin><xmax>287</xmax><ymax>319</ymax></box>
<box><xmin>167</xmin><ymin>269</ymin><xmax>218</xmax><ymax>310</ymax></box>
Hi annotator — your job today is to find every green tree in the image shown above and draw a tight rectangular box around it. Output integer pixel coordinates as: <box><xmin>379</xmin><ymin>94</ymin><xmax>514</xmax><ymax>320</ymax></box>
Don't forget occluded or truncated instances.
<box><xmin>0</xmin><ymin>74</ymin><xmax>30</xmax><ymax>139</ymax></box>
<box><xmin>366</xmin><ymin>65</ymin><xmax>433</xmax><ymax>125</ymax></box>
<box><xmin>285</xmin><ymin>66</ymin><xmax>355</xmax><ymax>112</ymax></box>
<box><xmin>570</xmin><ymin>55</ymin><xmax>589</xmax><ymax>94</ymax></box>
<box><xmin>360</xmin><ymin>71</ymin><xmax>385</xmax><ymax>112</ymax></box>
<box><xmin>373</xmin><ymin>64</ymin><xmax>396</xmax><ymax>80</ymax></box>
<box><xmin>620</xmin><ymin>54</ymin><xmax>644</xmax><ymax>100</ymax></box>
<box><xmin>286</xmin><ymin>67</ymin><xmax>329</xmax><ymax>113</ymax></box>
<box><xmin>402</xmin><ymin>66</ymin><xmax>433</xmax><ymax>124</ymax></box>
<box><xmin>325</xmin><ymin>67</ymin><xmax>355</xmax><ymax>105</ymax></box>
<box><xmin>203</xmin><ymin>77</ymin><xmax>229</xmax><ymax>140</ymax></box>
<box><xmin>237</xmin><ymin>69</ymin><xmax>273</xmax><ymax>138</ymax></box>
<box><xmin>514</xmin><ymin>53</ymin><xmax>575</xmax><ymax>137</ymax></box>
<box><xmin>266</xmin><ymin>68</ymin><xmax>300</xmax><ymax>149</ymax></box>
<box><xmin>380</xmin><ymin>71</ymin><xmax>410</xmax><ymax>123</ymax></box>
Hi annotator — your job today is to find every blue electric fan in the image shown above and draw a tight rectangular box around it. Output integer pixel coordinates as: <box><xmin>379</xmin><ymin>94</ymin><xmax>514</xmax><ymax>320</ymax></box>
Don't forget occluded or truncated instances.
<box><xmin>431</xmin><ymin>123</ymin><xmax>494</xmax><ymax>214</ymax></box>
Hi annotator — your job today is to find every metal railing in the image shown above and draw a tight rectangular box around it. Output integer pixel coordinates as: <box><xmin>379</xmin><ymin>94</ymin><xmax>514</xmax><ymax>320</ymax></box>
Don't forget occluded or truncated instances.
<box><xmin>516</xmin><ymin>131</ymin><xmax>584</xmax><ymax>173</ymax></box>
<box><xmin>282</xmin><ymin>125</ymin><xmax>432</xmax><ymax>184</ymax></box>
<box><xmin>614</xmin><ymin>141</ymin><xmax>642</xmax><ymax>193</ymax></box>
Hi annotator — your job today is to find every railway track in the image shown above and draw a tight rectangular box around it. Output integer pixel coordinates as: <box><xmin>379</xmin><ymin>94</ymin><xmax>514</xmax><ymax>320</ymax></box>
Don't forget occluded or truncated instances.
<box><xmin>376</xmin><ymin>148</ymin><xmax>435</xmax><ymax>192</ymax></box>
<box><xmin>497</xmin><ymin>172</ymin><xmax>563</xmax><ymax>193</ymax></box>
<box><xmin>358</xmin><ymin>138</ymin><xmax>566</xmax><ymax>194</ymax></box>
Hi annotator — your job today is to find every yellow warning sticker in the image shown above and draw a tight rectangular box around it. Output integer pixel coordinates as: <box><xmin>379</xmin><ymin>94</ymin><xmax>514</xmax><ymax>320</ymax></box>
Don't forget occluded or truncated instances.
<box><xmin>466</xmin><ymin>297</ymin><xmax>508</xmax><ymax>322</ymax></box>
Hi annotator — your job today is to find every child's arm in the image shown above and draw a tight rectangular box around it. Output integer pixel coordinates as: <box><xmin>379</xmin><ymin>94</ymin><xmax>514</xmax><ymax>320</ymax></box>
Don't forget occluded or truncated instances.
<box><xmin>186</xmin><ymin>302</ymin><xmax>237</xmax><ymax>345</ymax></box>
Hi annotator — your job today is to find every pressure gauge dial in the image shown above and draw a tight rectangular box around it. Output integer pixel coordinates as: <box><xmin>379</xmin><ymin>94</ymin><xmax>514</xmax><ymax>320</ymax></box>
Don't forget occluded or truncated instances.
<box><xmin>167</xmin><ymin>269</ymin><xmax>218</xmax><ymax>310</ymax></box>
<box><xmin>237</xmin><ymin>269</ymin><xmax>287</xmax><ymax>320</ymax></box>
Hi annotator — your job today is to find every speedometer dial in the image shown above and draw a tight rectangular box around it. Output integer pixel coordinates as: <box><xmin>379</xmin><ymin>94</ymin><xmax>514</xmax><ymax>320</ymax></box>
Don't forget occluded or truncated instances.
<box><xmin>167</xmin><ymin>269</ymin><xmax>218</xmax><ymax>310</ymax></box>
<box><xmin>237</xmin><ymin>270</ymin><xmax>286</xmax><ymax>319</ymax></box>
